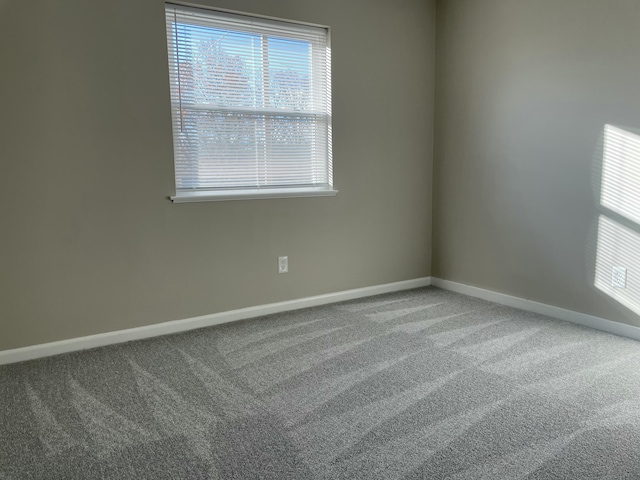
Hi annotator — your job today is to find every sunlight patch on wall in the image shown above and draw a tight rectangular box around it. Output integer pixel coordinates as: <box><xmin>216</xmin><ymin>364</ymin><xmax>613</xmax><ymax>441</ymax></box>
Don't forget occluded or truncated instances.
<box><xmin>601</xmin><ymin>125</ymin><xmax>640</xmax><ymax>225</ymax></box>
<box><xmin>595</xmin><ymin>215</ymin><xmax>640</xmax><ymax>316</ymax></box>
<box><xmin>595</xmin><ymin>125</ymin><xmax>640</xmax><ymax>316</ymax></box>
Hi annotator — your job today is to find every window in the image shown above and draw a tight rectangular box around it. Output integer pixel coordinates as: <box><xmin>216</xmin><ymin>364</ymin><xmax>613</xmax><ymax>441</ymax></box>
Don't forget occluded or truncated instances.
<box><xmin>164</xmin><ymin>4</ymin><xmax>335</xmax><ymax>202</ymax></box>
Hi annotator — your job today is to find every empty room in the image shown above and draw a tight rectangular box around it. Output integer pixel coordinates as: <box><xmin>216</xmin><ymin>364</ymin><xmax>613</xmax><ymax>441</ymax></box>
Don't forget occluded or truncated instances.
<box><xmin>2</xmin><ymin>0</ymin><xmax>640</xmax><ymax>478</ymax></box>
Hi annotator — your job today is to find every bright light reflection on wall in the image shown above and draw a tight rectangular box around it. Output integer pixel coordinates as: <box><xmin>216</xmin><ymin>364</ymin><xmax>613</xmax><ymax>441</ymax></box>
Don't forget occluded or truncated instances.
<box><xmin>595</xmin><ymin>216</ymin><xmax>640</xmax><ymax>315</ymax></box>
<box><xmin>601</xmin><ymin>125</ymin><xmax>640</xmax><ymax>225</ymax></box>
<box><xmin>596</xmin><ymin>124</ymin><xmax>640</xmax><ymax>316</ymax></box>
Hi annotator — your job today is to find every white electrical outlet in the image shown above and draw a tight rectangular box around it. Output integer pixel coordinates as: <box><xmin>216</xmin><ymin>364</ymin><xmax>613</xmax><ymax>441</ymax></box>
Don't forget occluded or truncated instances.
<box><xmin>278</xmin><ymin>256</ymin><xmax>288</xmax><ymax>273</ymax></box>
<box><xmin>612</xmin><ymin>266</ymin><xmax>627</xmax><ymax>288</ymax></box>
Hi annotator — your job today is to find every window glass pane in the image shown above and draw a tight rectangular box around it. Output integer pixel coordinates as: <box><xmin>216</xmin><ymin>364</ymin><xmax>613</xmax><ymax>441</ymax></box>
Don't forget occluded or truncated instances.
<box><xmin>267</xmin><ymin>37</ymin><xmax>311</xmax><ymax>111</ymax></box>
<box><xmin>175</xmin><ymin>111</ymin><xmax>261</xmax><ymax>189</ymax></box>
<box><xmin>176</xmin><ymin>24</ymin><xmax>260</xmax><ymax>108</ymax></box>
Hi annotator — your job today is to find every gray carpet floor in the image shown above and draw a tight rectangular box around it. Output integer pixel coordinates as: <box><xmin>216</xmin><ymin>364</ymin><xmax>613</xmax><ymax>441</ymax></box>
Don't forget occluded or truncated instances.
<box><xmin>2</xmin><ymin>286</ymin><xmax>640</xmax><ymax>479</ymax></box>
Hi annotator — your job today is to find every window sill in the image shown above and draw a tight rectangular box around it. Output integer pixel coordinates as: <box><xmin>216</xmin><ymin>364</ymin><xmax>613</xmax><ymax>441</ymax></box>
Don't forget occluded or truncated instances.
<box><xmin>170</xmin><ymin>187</ymin><xmax>338</xmax><ymax>203</ymax></box>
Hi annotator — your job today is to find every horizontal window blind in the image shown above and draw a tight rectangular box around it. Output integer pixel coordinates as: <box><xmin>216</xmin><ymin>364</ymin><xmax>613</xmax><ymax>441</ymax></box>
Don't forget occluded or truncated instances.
<box><xmin>165</xmin><ymin>4</ymin><xmax>332</xmax><ymax>194</ymax></box>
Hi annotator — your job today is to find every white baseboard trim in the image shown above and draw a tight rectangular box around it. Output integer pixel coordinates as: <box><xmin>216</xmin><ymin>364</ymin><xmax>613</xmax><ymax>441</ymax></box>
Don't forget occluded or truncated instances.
<box><xmin>431</xmin><ymin>277</ymin><xmax>640</xmax><ymax>342</ymax></box>
<box><xmin>0</xmin><ymin>277</ymin><xmax>432</xmax><ymax>366</ymax></box>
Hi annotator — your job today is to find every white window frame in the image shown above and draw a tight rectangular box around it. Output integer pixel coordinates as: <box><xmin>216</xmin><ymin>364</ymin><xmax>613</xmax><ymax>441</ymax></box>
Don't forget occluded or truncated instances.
<box><xmin>164</xmin><ymin>3</ymin><xmax>336</xmax><ymax>203</ymax></box>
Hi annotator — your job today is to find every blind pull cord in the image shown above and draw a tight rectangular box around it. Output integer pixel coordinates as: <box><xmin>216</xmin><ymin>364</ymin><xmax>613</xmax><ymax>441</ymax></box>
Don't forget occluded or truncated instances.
<box><xmin>173</xmin><ymin>9</ymin><xmax>184</xmax><ymax>133</ymax></box>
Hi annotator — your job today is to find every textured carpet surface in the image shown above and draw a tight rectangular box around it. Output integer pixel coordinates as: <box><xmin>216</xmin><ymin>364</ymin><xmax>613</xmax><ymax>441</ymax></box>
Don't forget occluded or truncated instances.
<box><xmin>2</xmin><ymin>287</ymin><xmax>640</xmax><ymax>479</ymax></box>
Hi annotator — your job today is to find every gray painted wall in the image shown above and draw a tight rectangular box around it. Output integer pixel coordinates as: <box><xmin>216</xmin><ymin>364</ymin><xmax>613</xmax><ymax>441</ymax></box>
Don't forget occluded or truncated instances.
<box><xmin>7</xmin><ymin>0</ymin><xmax>639</xmax><ymax>352</ymax></box>
<box><xmin>0</xmin><ymin>0</ymin><xmax>435</xmax><ymax>350</ymax></box>
<box><xmin>433</xmin><ymin>0</ymin><xmax>640</xmax><ymax>327</ymax></box>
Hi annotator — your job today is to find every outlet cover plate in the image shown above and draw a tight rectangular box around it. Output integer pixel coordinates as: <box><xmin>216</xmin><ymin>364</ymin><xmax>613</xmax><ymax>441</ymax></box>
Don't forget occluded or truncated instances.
<box><xmin>612</xmin><ymin>266</ymin><xmax>627</xmax><ymax>288</ymax></box>
<box><xmin>278</xmin><ymin>256</ymin><xmax>288</xmax><ymax>273</ymax></box>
